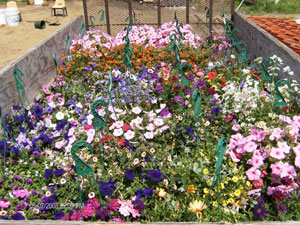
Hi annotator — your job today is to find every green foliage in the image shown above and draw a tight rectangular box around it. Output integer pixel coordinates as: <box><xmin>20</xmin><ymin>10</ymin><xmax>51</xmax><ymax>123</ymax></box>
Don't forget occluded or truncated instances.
<box><xmin>236</xmin><ymin>0</ymin><xmax>300</xmax><ymax>14</ymax></box>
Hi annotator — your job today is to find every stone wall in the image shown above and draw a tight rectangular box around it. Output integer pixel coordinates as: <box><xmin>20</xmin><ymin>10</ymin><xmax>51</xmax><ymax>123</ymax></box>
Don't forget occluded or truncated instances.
<box><xmin>234</xmin><ymin>11</ymin><xmax>300</xmax><ymax>83</ymax></box>
<box><xmin>0</xmin><ymin>15</ymin><xmax>84</xmax><ymax>115</ymax></box>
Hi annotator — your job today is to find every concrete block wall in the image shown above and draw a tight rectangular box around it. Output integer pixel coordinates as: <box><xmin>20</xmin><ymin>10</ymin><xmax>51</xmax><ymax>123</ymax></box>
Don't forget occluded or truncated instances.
<box><xmin>233</xmin><ymin>11</ymin><xmax>300</xmax><ymax>83</ymax></box>
<box><xmin>0</xmin><ymin>15</ymin><xmax>84</xmax><ymax>115</ymax></box>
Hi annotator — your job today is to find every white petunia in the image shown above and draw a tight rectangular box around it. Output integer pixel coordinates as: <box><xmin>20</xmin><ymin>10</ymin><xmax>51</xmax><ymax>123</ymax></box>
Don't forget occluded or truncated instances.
<box><xmin>113</xmin><ymin>128</ymin><xmax>123</xmax><ymax>137</ymax></box>
<box><xmin>115</xmin><ymin>120</ymin><xmax>124</xmax><ymax>129</ymax></box>
<box><xmin>154</xmin><ymin>118</ymin><xmax>164</xmax><ymax>126</ymax></box>
<box><xmin>132</xmin><ymin>107</ymin><xmax>142</xmax><ymax>114</ymax></box>
<box><xmin>56</xmin><ymin>111</ymin><xmax>64</xmax><ymax>120</ymax></box>
<box><xmin>146</xmin><ymin>123</ymin><xmax>155</xmax><ymax>131</ymax></box>
<box><xmin>144</xmin><ymin>132</ymin><xmax>154</xmax><ymax>139</ymax></box>
<box><xmin>124</xmin><ymin>130</ymin><xmax>135</xmax><ymax>140</ymax></box>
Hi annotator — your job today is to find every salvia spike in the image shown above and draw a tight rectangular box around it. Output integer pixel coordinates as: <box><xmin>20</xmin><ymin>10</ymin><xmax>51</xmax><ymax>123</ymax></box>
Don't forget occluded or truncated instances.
<box><xmin>91</xmin><ymin>99</ymin><xmax>108</xmax><ymax>130</ymax></box>
<box><xmin>90</xmin><ymin>15</ymin><xmax>96</xmax><ymax>30</ymax></box>
<box><xmin>98</xmin><ymin>9</ymin><xmax>104</xmax><ymax>22</ymax></box>
<box><xmin>275</xmin><ymin>79</ymin><xmax>291</xmax><ymax>107</ymax></box>
<box><xmin>261</xmin><ymin>57</ymin><xmax>274</xmax><ymax>81</ymax></box>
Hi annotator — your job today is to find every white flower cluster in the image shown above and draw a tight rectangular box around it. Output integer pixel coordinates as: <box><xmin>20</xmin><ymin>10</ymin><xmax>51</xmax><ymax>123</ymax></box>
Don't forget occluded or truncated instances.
<box><xmin>222</xmin><ymin>75</ymin><xmax>270</xmax><ymax>122</ymax></box>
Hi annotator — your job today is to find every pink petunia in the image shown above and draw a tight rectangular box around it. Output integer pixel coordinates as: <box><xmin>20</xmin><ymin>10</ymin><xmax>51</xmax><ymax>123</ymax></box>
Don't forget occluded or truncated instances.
<box><xmin>278</xmin><ymin>141</ymin><xmax>290</xmax><ymax>154</ymax></box>
<box><xmin>0</xmin><ymin>200</ymin><xmax>10</xmax><ymax>208</ymax></box>
<box><xmin>292</xmin><ymin>115</ymin><xmax>300</xmax><ymax>128</ymax></box>
<box><xmin>243</xmin><ymin>141</ymin><xmax>257</xmax><ymax>153</ymax></box>
<box><xmin>271</xmin><ymin>127</ymin><xmax>284</xmax><ymax>140</ymax></box>
<box><xmin>295</xmin><ymin>155</ymin><xmax>300</xmax><ymax>168</ymax></box>
<box><xmin>42</xmin><ymin>85</ymin><xmax>50</xmax><ymax>94</ymax></box>
<box><xmin>293</xmin><ymin>144</ymin><xmax>300</xmax><ymax>156</ymax></box>
<box><xmin>246</xmin><ymin>167</ymin><xmax>261</xmax><ymax>181</ymax></box>
<box><xmin>281</xmin><ymin>163</ymin><xmax>296</xmax><ymax>178</ymax></box>
<box><xmin>270</xmin><ymin>162</ymin><xmax>284</xmax><ymax>176</ymax></box>
<box><xmin>270</xmin><ymin>147</ymin><xmax>285</xmax><ymax>160</ymax></box>
<box><xmin>248</xmin><ymin>155</ymin><xmax>264</xmax><ymax>169</ymax></box>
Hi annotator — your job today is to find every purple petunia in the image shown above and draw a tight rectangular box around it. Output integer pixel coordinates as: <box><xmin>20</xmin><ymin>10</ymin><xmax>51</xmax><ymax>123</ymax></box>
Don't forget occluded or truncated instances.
<box><xmin>160</xmin><ymin>108</ymin><xmax>170</xmax><ymax>117</ymax></box>
<box><xmin>43</xmin><ymin>169</ymin><xmax>53</xmax><ymax>180</ymax></box>
<box><xmin>253</xmin><ymin>205</ymin><xmax>267</xmax><ymax>219</ymax></box>
<box><xmin>54</xmin><ymin>169</ymin><xmax>66</xmax><ymax>176</ymax></box>
<box><xmin>147</xmin><ymin>170</ymin><xmax>163</xmax><ymax>182</ymax></box>
<box><xmin>132</xmin><ymin>199</ymin><xmax>145</xmax><ymax>213</ymax></box>
<box><xmin>155</xmin><ymin>85</ymin><xmax>164</xmax><ymax>94</ymax></box>
<box><xmin>53</xmin><ymin>211</ymin><xmax>64</xmax><ymax>220</ymax></box>
<box><xmin>11</xmin><ymin>212</ymin><xmax>25</xmax><ymax>220</ymax></box>
<box><xmin>125</xmin><ymin>168</ymin><xmax>135</xmax><ymax>181</ymax></box>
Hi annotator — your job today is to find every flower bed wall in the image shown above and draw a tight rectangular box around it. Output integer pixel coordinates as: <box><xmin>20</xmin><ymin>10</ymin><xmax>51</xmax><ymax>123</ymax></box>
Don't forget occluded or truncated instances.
<box><xmin>233</xmin><ymin>12</ymin><xmax>300</xmax><ymax>84</ymax></box>
<box><xmin>0</xmin><ymin>16</ymin><xmax>84</xmax><ymax>116</ymax></box>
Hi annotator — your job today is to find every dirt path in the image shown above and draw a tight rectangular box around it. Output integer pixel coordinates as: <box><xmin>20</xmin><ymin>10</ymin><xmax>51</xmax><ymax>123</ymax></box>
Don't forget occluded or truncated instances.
<box><xmin>0</xmin><ymin>0</ymin><xmax>83</xmax><ymax>69</ymax></box>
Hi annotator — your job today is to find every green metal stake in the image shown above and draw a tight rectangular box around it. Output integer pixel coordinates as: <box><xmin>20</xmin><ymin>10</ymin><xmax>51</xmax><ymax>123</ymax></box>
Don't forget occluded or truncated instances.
<box><xmin>90</xmin><ymin>15</ymin><xmax>96</xmax><ymax>30</ymax></box>
<box><xmin>98</xmin><ymin>9</ymin><xmax>105</xmax><ymax>22</ymax></box>
<box><xmin>261</xmin><ymin>57</ymin><xmax>274</xmax><ymax>81</ymax></box>
<box><xmin>71</xmin><ymin>141</ymin><xmax>110</xmax><ymax>220</ymax></box>
<box><xmin>81</xmin><ymin>23</ymin><xmax>85</xmax><ymax>38</ymax></box>
<box><xmin>65</xmin><ymin>35</ymin><xmax>70</xmax><ymax>56</ymax></box>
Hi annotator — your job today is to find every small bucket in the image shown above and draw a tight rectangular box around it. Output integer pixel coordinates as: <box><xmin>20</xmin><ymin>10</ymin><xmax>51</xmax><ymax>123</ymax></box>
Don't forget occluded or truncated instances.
<box><xmin>34</xmin><ymin>20</ymin><xmax>45</xmax><ymax>29</ymax></box>
<box><xmin>0</xmin><ymin>9</ymin><xmax>6</xmax><ymax>25</ymax></box>
<box><xmin>5</xmin><ymin>7</ymin><xmax>19</xmax><ymax>26</ymax></box>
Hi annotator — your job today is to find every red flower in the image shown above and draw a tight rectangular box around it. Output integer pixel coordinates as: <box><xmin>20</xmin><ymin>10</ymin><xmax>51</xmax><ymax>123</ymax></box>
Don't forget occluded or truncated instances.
<box><xmin>123</xmin><ymin>124</ymin><xmax>131</xmax><ymax>132</ymax></box>
<box><xmin>252</xmin><ymin>178</ymin><xmax>264</xmax><ymax>188</ymax></box>
<box><xmin>207</xmin><ymin>88</ymin><xmax>216</xmax><ymax>95</ymax></box>
<box><xmin>84</xmin><ymin>125</ymin><xmax>93</xmax><ymax>131</ymax></box>
<box><xmin>116</xmin><ymin>139</ymin><xmax>125</xmax><ymax>146</ymax></box>
<box><xmin>207</xmin><ymin>71</ymin><xmax>215</xmax><ymax>80</ymax></box>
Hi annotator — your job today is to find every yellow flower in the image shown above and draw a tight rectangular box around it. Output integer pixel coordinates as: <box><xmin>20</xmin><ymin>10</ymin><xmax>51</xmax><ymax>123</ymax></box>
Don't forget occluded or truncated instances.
<box><xmin>246</xmin><ymin>181</ymin><xmax>251</xmax><ymax>186</ymax></box>
<box><xmin>234</xmin><ymin>189</ymin><xmax>241</xmax><ymax>197</ymax></box>
<box><xmin>227</xmin><ymin>198</ymin><xmax>234</xmax><ymax>204</ymax></box>
<box><xmin>186</xmin><ymin>185</ymin><xmax>197</xmax><ymax>197</ymax></box>
<box><xmin>189</xmin><ymin>200</ymin><xmax>207</xmax><ymax>220</ymax></box>
<box><xmin>203</xmin><ymin>169</ymin><xmax>209</xmax><ymax>175</ymax></box>
<box><xmin>157</xmin><ymin>188</ymin><xmax>168</xmax><ymax>198</ymax></box>
<box><xmin>232</xmin><ymin>176</ymin><xmax>238</xmax><ymax>182</ymax></box>
<box><xmin>204</xmin><ymin>188</ymin><xmax>209</xmax><ymax>194</ymax></box>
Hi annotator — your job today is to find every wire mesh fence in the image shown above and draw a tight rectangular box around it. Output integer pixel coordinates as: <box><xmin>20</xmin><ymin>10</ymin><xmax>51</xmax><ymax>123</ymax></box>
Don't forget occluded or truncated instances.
<box><xmin>82</xmin><ymin>0</ymin><xmax>235</xmax><ymax>38</ymax></box>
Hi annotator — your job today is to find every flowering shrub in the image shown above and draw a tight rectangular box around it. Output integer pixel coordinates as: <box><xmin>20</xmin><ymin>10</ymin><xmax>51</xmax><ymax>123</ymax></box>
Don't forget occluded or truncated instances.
<box><xmin>0</xmin><ymin>22</ymin><xmax>300</xmax><ymax>222</ymax></box>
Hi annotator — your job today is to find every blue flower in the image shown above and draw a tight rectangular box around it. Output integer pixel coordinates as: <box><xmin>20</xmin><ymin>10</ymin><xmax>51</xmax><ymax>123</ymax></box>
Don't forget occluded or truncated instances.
<box><xmin>132</xmin><ymin>199</ymin><xmax>145</xmax><ymax>213</ymax></box>
<box><xmin>211</xmin><ymin>107</ymin><xmax>220</xmax><ymax>114</ymax></box>
<box><xmin>12</xmin><ymin>105</ymin><xmax>22</xmax><ymax>111</ymax></box>
<box><xmin>33</xmin><ymin>105</ymin><xmax>43</xmax><ymax>118</ymax></box>
<box><xmin>143</xmin><ymin>188</ymin><xmax>153</xmax><ymax>198</ymax></box>
<box><xmin>56</xmin><ymin>120</ymin><xmax>68</xmax><ymax>131</ymax></box>
<box><xmin>54</xmin><ymin>169</ymin><xmax>65</xmax><ymax>176</ymax></box>
<box><xmin>136</xmin><ymin>189</ymin><xmax>144</xmax><ymax>199</ymax></box>
<box><xmin>45</xmin><ymin>106</ymin><xmax>53</xmax><ymax>114</ymax></box>
<box><xmin>185</xmin><ymin>127</ymin><xmax>194</xmax><ymax>136</ymax></box>
<box><xmin>43</xmin><ymin>169</ymin><xmax>53</xmax><ymax>180</ymax></box>
<box><xmin>11</xmin><ymin>212</ymin><xmax>25</xmax><ymax>220</ymax></box>
<box><xmin>147</xmin><ymin>170</ymin><xmax>163</xmax><ymax>182</ymax></box>
<box><xmin>53</xmin><ymin>211</ymin><xmax>64</xmax><ymax>220</ymax></box>
<box><xmin>41</xmin><ymin>197</ymin><xmax>56</xmax><ymax>211</ymax></box>
<box><xmin>99</xmin><ymin>179</ymin><xmax>115</xmax><ymax>197</ymax></box>
<box><xmin>125</xmin><ymin>168</ymin><xmax>135</xmax><ymax>181</ymax></box>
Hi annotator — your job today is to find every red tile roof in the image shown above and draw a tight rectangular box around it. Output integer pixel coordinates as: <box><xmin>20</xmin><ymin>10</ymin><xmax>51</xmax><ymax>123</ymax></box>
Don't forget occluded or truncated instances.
<box><xmin>247</xmin><ymin>16</ymin><xmax>300</xmax><ymax>55</ymax></box>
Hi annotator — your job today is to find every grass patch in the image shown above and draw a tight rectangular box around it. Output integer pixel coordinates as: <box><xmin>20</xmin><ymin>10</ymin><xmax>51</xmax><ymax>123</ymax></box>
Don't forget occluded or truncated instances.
<box><xmin>236</xmin><ymin>0</ymin><xmax>300</xmax><ymax>14</ymax></box>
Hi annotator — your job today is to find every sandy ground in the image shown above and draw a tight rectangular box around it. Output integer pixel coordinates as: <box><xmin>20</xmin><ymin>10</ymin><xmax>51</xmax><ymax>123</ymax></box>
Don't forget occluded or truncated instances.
<box><xmin>0</xmin><ymin>0</ymin><xmax>83</xmax><ymax>69</ymax></box>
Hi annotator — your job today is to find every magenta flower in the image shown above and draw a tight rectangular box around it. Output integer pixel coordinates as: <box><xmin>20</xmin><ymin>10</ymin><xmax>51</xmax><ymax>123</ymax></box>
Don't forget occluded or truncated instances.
<box><xmin>12</xmin><ymin>189</ymin><xmax>30</xmax><ymax>198</ymax></box>
<box><xmin>0</xmin><ymin>200</ymin><xmax>10</xmax><ymax>208</ymax></box>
